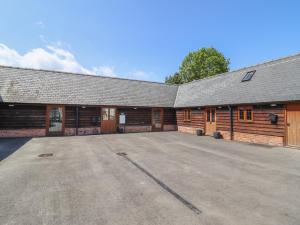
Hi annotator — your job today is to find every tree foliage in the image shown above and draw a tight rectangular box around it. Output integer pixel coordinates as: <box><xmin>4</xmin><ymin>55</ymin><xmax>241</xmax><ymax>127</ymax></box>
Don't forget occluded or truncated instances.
<box><xmin>165</xmin><ymin>47</ymin><xmax>230</xmax><ymax>84</ymax></box>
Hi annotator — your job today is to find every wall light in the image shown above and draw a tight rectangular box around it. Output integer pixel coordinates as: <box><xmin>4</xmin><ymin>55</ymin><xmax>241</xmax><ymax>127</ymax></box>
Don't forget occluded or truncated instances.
<box><xmin>81</xmin><ymin>106</ymin><xmax>86</xmax><ymax>109</ymax></box>
<box><xmin>8</xmin><ymin>104</ymin><xmax>15</xmax><ymax>107</ymax></box>
<box><xmin>270</xmin><ymin>104</ymin><xmax>277</xmax><ymax>107</ymax></box>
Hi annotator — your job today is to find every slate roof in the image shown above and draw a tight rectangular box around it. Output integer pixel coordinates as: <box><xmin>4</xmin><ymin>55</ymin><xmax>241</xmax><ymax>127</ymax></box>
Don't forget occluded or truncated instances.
<box><xmin>174</xmin><ymin>53</ymin><xmax>300</xmax><ymax>107</ymax></box>
<box><xmin>0</xmin><ymin>66</ymin><xmax>178</xmax><ymax>107</ymax></box>
<box><xmin>1</xmin><ymin>53</ymin><xmax>300</xmax><ymax>108</ymax></box>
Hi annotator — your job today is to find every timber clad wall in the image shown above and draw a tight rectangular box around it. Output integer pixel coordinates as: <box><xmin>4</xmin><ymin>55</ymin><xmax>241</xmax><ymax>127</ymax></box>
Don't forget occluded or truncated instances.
<box><xmin>217</xmin><ymin>105</ymin><xmax>285</xmax><ymax>137</ymax></box>
<box><xmin>176</xmin><ymin>109</ymin><xmax>205</xmax><ymax>129</ymax></box>
<box><xmin>163</xmin><ymin>108</ymin><xmax>177</xmax><ymax>125</ymax></box>
<box><xmin>177</xmin><ymin>105</ymin><xmax>286</xmax><ymax>146</ymax></box>
<box><xmin>78</xmin><ymin>107</ymin><xmax>101</xmax><ymax>128</ymax></box>
<box><xmin>0</xmin><ymin>104</ymin><xmax>46</xmax><ymax>129</ymax></box>
<box><xmin>65</xmin><ymin>106</ymin><xmax>76</xmax><ymax>128</ymax></box>
<box><xmin>119</xmin><ymin>108</ymin><xmax>152</xmax><ymax>125</ymax></box>
<box><xmin>65</xmin><ymin>106</ymin><xmax>101</xmax><ymax>128</ymax></box>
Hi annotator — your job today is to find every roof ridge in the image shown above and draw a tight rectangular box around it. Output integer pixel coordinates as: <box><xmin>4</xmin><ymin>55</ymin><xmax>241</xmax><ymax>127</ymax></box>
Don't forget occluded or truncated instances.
<box><xmin>179</xmin><ymin>52</ymin><xmax>300</xmax><ymax>86</ymax></box>
<box><xmin>0</xmin><ymin>64</ymin><xmax>178</xmax><ymax>87</ymax></box>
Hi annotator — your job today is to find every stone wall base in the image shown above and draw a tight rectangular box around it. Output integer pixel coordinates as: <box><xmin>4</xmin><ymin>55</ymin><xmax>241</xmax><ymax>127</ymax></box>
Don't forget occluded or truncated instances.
<box><xmin>219</xmin><ymin>130</ymin><xmax>284</xmax><ymax>146</ymax></box>
<box><xmin>163</xmin><ymin>124</ymin><xmax>178</xmax><ymax>131</ymax></box>
<box><xmin>0</xmin><ymin>129</ymin><xmax>46</xmax><ymax>138</ymax></box>
<box><xmin>178</xmin><ymin>126</ymin><xmax>197</xmax><ymax>134</ymax></box>
<box><xmin>125</xmin><ymin>125</ymin><xmax>152</xmax><ymax>133</ymax></box>
<box><xmin>65</xmin><ymin>127</ymin><xmax>101</xmax><ymax>136</ymax></box>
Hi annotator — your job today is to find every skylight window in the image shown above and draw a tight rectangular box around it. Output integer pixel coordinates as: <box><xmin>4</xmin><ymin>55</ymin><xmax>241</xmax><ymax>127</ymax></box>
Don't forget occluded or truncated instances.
<box><xmin>242</xmin><ymin>70</ymin><xmax>256</xmax><ymax>82</ymax></box>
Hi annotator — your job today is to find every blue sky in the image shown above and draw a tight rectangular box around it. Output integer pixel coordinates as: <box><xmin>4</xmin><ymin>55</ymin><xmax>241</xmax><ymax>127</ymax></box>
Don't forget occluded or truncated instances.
<box><xmin>0</xmin><ymin>0</ymin><xmax>300</xmax><ymax>82</ymax></box>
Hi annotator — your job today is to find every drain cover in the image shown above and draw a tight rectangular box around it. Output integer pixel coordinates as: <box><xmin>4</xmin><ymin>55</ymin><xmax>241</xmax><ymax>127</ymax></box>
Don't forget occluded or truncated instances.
<box><xmin>116</xmin><ymin>152</ymin><xmax>127</xmax><ymax>156</ymax></box>
<box><xmin>38</xmin><ymin>153</ymin><xmax>53</xmax><ymax>157</ymax></box>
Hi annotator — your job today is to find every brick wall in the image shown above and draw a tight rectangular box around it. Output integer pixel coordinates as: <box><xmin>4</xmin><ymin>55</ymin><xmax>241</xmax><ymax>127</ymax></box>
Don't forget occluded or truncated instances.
<box><xmin>163</xmin><ymin>125</ymin><xmax>177</xmax><ymax>131</ymax></box>
<box><xmin>124</xmin><ymin>125</ymin><xmax>152</xmax><ymax>133</ymax></box>
<box><xmin>64</xmin><ymin>127</ymin><xmax>101</xmax><ymax>136</ymax></box>
<box><xmin>178</xmin><ymin>126</ymin><xmax>197</xmax><ymax>134</ymax></box>
<box><xmin>219</xmin><ymin>130</ymin><xmax>284</xmax><ymax>146</ymax></box>
<box><xmin>0</xmin><ymin>129</ymin><xmax>46</xmax><ymax>137</ymax></box>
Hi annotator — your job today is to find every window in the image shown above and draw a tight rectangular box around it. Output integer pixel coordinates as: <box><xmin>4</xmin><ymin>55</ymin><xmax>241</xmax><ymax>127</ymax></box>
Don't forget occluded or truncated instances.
<box><xmin>183</xmin><ymin>109</ymin><xmax>191</xmax><ymax>121</ymax></box>
<box><xmin>102</xmin><ymin>108</ymin><xmax>116</xmax><ymax>120</ymax></box>
<box><xmin>238</xmin><ymin>106</ymin><xmax>253</xmax><ymax>122</ymax></box>
<box><xmin>207</xmin><ymin>108</ymin><xmax>216</xmax><ymax>122</ymax></box>
<box><xmin>207</xmin><ymin>110</ymin><xmax>211</xmax><ymax>122</ymax></box>
<box><xmin>242</xmin><ymin>70</ymin><xmax>256</xmax><ymax>82</ymax></box>
<box><xmin>211</xmin><ymin>109</ymin><xmax>215</xmax><ymax>122</ymax></box>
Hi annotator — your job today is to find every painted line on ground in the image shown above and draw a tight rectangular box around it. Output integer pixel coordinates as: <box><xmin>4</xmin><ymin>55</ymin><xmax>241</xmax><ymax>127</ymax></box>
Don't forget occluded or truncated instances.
<box><xmin>116</xmin><ymin>152</ymin><xmax>202</xmax><ymax>215</ymax></box>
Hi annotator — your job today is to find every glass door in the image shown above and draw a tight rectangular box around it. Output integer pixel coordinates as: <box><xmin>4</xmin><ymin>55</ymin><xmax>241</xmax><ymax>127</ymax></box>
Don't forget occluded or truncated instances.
<box><xmin>47</xmin><ymin>106</ymin><xmax>64</xmax><ymax>135</ymax></box>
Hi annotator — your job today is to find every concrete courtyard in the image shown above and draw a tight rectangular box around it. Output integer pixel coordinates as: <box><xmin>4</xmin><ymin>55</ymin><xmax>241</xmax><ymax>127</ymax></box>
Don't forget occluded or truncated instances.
<box><xmin>0</xmin><ymin>132</ymin><xmax>300</xmax><ymax>225</ymax></box>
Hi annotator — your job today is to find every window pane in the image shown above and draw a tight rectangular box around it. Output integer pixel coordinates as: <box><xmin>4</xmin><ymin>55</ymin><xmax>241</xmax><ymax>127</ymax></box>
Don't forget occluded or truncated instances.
<box><xmin>211</xmin><ymin>109</ymin><xmax>215</xmax><ymax>122</ymax></box>
<box><xmin>246</xmin><ymin>109</ymin><xmax>252</xmax><ymax>120</ymax></box>
<box><xmin>239</xmin><ymin>110</ymin><xmax>244</xmax><ymax>120</ymax></box>
<box><xmin>49</xmin><ymin>107</ymin><xmax>63</xmax><ymax>132</ymax></box>
<box><xmin>102</xmin><ymin>108</ymin><xmax>109</xmax><ymax>120</ymax></box>
<box><xmin>207</xmin><ymin>111</ymin><xmax>210</xmax><ymax>122</ymax></box>
<box><xmin>187</xmin><ymin>110</ymin><xmax>191</xmax><ymax>120</ymax></box>
<box><xmin>109</xmin><ymin>108</ymin><xmax>116</xmax><ymax>120</ymax></box>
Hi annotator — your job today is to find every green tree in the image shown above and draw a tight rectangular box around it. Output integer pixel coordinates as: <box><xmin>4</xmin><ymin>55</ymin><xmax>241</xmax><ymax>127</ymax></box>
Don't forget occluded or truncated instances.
<box><xmin>165</xmin><ymin>47</ymin><xmax>230</xmax><ymax>84</ymax></box>
<box><xmin>165</xmin><ymin>72</ymin><xmax>182</xmax><ymax>84</ymax></box>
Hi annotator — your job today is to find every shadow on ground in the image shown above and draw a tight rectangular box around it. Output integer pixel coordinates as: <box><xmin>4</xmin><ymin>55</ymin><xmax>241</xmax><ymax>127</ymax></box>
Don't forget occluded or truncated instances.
<box><xmin>0</xmin><ymin>138</ymin><xmax>31</xmax><ymax>161</ymax></box>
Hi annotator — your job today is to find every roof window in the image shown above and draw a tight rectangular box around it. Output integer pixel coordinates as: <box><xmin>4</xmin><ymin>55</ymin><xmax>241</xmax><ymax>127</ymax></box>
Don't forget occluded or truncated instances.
<box><xmin>242</xmin><ymin>70</ymin><xmax>256</xmax><ymax>82</ymax></box>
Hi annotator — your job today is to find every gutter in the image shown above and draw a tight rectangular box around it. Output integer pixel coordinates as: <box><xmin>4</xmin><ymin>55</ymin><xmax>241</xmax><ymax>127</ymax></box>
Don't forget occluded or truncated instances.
<box><xmin>228</xmin><ymin>105</ymin><xmax>234</xmax><ymax>140</ymax></box>
<box><xmin>76</xmin><ymin>105</ymin><xmax>79</xmax><ymax>135</ymax></box>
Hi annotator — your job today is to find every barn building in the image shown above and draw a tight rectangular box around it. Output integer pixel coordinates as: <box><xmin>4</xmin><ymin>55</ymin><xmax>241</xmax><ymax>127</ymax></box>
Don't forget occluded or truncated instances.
<box><xmin>1</xmin><ymin>53</ymin><xmax>300</xmax><ymax>147</ymax></box>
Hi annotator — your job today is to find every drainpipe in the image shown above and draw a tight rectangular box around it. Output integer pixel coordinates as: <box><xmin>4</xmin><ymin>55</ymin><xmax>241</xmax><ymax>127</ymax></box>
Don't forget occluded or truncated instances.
<box><xmin>228</xmin><ymin>105</ymin><xmax>234</xmax><ymax>140</ymax></box>
<box><xmin>76</xmin><ymin>106</ymin><xmax>79</xmax><ymax>136</ymax></box>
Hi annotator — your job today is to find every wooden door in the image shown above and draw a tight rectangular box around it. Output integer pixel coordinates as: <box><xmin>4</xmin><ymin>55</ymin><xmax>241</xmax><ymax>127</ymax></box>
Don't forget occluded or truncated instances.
<box><xmin>287</xmin><ymin>104</ymin><xmax>300</xmax><ymax>147</ymax></box>
<box><xmin>46</xmin><ymin>105</ymin><xmax>65</xmax><ymax>136</ymax></box>
<box><xmin>152</xmin><ymin>108</ymin><xmax>163</xmax><ymax>131</ymax></box>
<box><xmin>205</xmin><ymin>108</ymin><xmax>216</xmax><ymax>136</ymax></box>
<box><xmin>101</xmin><ymin>108</ymin><xmax>117</xmax><ymax>134</ymax></box>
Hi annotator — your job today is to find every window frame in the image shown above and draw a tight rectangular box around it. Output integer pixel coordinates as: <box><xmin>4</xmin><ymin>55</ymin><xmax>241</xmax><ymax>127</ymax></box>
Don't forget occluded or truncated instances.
<box><xmin>237</xmin><ymin>106</ymin><xmax>253</xmax><ymax>122</ymax></box>
<box><xmin>183</xmin><ymin>109</ymin><xmax>191</xmax><ymax>122</ymax></box>
<box><xmin>242</xmin><ymin>70</ymin><xmax>256</xmax><ymax>82</ymax></box>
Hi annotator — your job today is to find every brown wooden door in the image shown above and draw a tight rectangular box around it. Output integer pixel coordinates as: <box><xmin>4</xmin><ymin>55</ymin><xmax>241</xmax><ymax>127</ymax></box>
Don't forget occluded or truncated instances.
<box><xmin>101</xmin><ymin>108</ymin><xmax>117</xmax><ymax>134</ymax></box>
<box><xmin>205</xmin><ymin>108</ymin><xmax>216</xmax><ymax>136</ymax></box>
<box><xmin>287</xmin><ymin>104</ymin><xmax>300</xmax><ymax>147</ymax></box>
<box><xmin>152</xmin><ymin>108</ymin><xmax>163</xmax><ymax>131</ymax></box>
<box><xmin>46</xmin><ymin>105</ymin><xmax>65</xmax><ymax>136</ymax></box>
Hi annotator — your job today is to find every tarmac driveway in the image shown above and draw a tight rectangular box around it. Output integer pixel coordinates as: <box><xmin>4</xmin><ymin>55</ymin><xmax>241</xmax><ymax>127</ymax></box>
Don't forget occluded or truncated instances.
<box><xmin>0</xmin><ymin>132</ymin><xmax>300</xmax><ymax>225</ymax></box>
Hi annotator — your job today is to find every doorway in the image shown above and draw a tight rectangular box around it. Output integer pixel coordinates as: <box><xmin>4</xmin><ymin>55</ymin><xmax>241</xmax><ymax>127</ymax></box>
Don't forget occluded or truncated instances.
<box><xmin>47</xmin><ymin>105</ymin><xmax>65</xmax><ymax>136</ymax></box>
<box><xmin>287</xmin><ymin>104</ymin><xmax>300</xmax><ymax>147</ymax></box>
<box><xmin>152</xmin><ymin>108</ymin><xmax>163</xmax><ymax>131</ymax></box>
<box><xmin>206</xmin><ymin>108</ymin><xmax>216</xmax><ymax>136</ymax></box>
<box><xmin>101</xmin><ymin>108</ymin><xmax>117</xmax><ymax>134</ymax></box>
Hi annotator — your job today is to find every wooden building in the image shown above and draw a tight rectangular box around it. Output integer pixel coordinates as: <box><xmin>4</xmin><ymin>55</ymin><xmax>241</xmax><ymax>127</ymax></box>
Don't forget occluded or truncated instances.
<box><xmin>1</xmin><ymin>53</ymin><xmax>300</xmax><ymax>147</ymax></box>
<box><xmin>174</xmin><ymin>54</ymin><xmax>300</xmax><ymax>147</ymax></box>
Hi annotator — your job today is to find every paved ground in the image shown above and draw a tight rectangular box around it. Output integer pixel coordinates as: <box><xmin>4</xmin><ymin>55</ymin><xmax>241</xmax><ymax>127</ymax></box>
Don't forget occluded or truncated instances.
<box><xmin>0</xmin><ymin>132</ymin><xmax>300</xmax><ymax>225</ymax></box>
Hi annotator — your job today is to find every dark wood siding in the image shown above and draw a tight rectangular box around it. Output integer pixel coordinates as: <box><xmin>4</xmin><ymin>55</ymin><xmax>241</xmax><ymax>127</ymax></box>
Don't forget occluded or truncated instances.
<box><xmin>78</xmin><ymin>107</ymin><xmax>101</xmax><ymax>128</ymax></box>
<box><xmin>217</xmin><ymin>105</ymin><xmax>285</xmax><ymax>137</ymax></box>
<box><xmin>119</xmin><ymin>108</ymin><xmax>151</xmax><ymax>125</ymax></box>
<box><xmin>0</xmin><ymin>104</ymin><xmax>46</xmax><ymax>129</ymax></box>
<box><xmin>176</xmin><ymin>108</ymin><xmax>205</xmax><ymax>129</ymax></box>
<box><xmin>65</xmin><ymin>106</ymin><xmax>76</xmax><ymax>128</ymax></box>
<box><xmin>163</xmin><ymin>108</ymin><xmax>177</xmax><ymax>125</ymax></box>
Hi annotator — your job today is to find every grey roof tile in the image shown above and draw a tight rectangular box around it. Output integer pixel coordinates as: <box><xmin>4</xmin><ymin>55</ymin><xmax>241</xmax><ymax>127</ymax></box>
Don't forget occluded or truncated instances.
<box><xmin>174</xmin><ymin>53</ymin><xmax>300</xmax><ymax>107</ymax></box>
<box><xmin>1</xmin><ymin>53</ymin><xmax>300</xmax><ymax>108</ymax></box>
<box><xmin>0</xmin><ymin>66</ymin><xmax>178</xmax><ymax>107</ymax></box>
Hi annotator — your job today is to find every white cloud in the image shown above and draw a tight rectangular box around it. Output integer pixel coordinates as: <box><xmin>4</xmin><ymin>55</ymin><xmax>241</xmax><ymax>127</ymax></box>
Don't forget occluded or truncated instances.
<box><xmin>92</xmin><ymin>66</ymin><xmax>117</xmax><ymax>77</ymax></box>
<box><xmin>0</xmin><ymin>43</ymin><xmax>96</xmax><ymax>74</ymax></box>
<box><xmin>36</xmin><ymin>21</ymin><xmax>45</xmax><ymax>29</ymax></box>
<box><xmin>0</xmin><ymin>43</ymin><xmax>157</xmax><ymax>81</ymax></box>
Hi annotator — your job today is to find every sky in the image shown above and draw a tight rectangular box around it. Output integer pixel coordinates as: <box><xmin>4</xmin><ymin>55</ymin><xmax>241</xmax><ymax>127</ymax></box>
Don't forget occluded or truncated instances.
<box><xmin>0</xmin><ymin>0</ymin><xmax>300</xmax><ymax>82</ymax></box>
